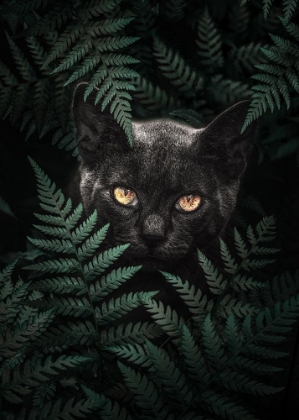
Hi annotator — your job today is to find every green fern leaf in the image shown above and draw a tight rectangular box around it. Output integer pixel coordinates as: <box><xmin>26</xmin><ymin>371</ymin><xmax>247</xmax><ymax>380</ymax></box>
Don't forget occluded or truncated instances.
<box><xmin>142</xmin><ymin>298</ymin><xmax>185</xmax><ymax>339</ymax></box>
<box><xmin>219</xmin><ymin>239</ymin><xmax>238</xmax><ymax>274</ymax></box>
<box><xmin>27</xmin><ymin>4</ymin><xmax>73</xmax><ymax>36</ymax></box>
<box><xmin>80</xmin><ymin>0</ymin><xmax>122</xmax><ymax>19</ymax></box>
<box><xmin>153</xmin><ymin>37</ymin><xmax>203</xmax><ymax>95</ymax></box>
<box><xmin>0</xmin><ymin>260</ymin><xmax>17</xmax><ymax>282</ymax></box>
<box><xmin>33</xmin><ymin>276</ymin><xmax>85</xmax><ymax>295</ymax></box>
<box><xmin>160</xmin><ymin>271</ymin><xmax>213</xmax><ymax>321</ymax></box>
<box><xmin>146</xmin><ymin>340</ymin><xmax>193</xmax><ymax>408</ymax></box>
<box><xmin>42</xmin><ymin>296</ymin><xmax>92</xmax><ymax>317</ymax></box>
<box><xmin>262</xmin><ymin>0</ymin><xmax>274</xmax><ymax>19</ymax></box>
<box><xmin>71</xmin><ymin>210</ymin><xmax>97</xmax><ymax>245</ymax></box>
<box><xmin>27</xmin><ymin>237</ymin><xmax>74</xmax><ymax>254</ymax></box>
<box><xmin>83</xmin><ymin>385</ymin><xmax>134</xmax><ymax>420</ymax></box>
<box><xmin>132</xmin><ymin>76</ymin><xmax>180</xmax><ymax>111</ymax></box>
<box><xmin>65</xmin><ymin>203</ymin><xmax>83</xmax><ymax>230</ymax></box>
<box><xmin>25</xmin><ymin>258</ymin><xmax>79</xmax><ymax>274</ymax></box>
<box><xmin>101</xmin><ymin>322</ymin><xmax>162</xmax><ymax>347</ymax></box>
<box><xmin>219</xmin><ymin>296</ymin><xmax>258</xmax><ymax>318</ymax></box>
<box><xmin>216</xmin><ymin>370</ymin><xmax>283</xmax><ymax>395</ymax></box>
<box><xmin>202</xmin><ymin>314</ymin><xmax>226</xmax><ymax>369</ymax></box>
<box><xmin>231</xmin><ymin>274</ymin><xmax>267</xmax><ymax>292</ymax></box>
<box><xmin>181</xmin><ymin>324</ymin><xmax>210</xmax><ymax>387</ymax></box>
<box><xmin>0</xmin><ymin>310</ymin><xmax>54</xmax><ymax>363</ymax></box>
<box><xmin>84</xmin><ymin>244</ymin><xmax>130</xmax><ymax>281</ymax></box>
<box><xmin>118</xmin><ymin>362</ymin><xmax>172</xmax><ymax>419</ymax></box>
<box><xmin>201</xmin><ymin>390</ymin><xmax>258</xmax><ymax>420</ymax></box>
<box><xmin>283</xmin><ymin>0</ymin><xmax>299</xmax><ymax>21</ymax></box>
<box><xmin>232</xmin><ymin>356</ymin><xmax>283</xmax><ymax>375</ymax></box>
<box><xmin>106</xmin><ymin>343</ymin><xmax>151</xmax><ymax>368</ymax></box>
<box><xmin>197</xmin><ymin>250</ymin><xmax>227</xmax><ymax>295</ymax></box>
<box><xmin>208</xmin><ymin>75</ymin><xmax>252</xmax><ymax>105</ymax></box>
<box><xmin>97</xmin><ymin>291</ymin><xmax>157</xmax><ymax>326</ymax></box>
<box><xmin>90</xmin><ymin>266</ymin><xmax>142</xmax><ymax>300</ymax></box>
<box><xmin>77</xmin><ymin>223</ymin><xmax>109</xmax><ymax>259</ymax></box>
<box><xmin>36</xmin><ymin>321</ymin><xmax>96</xmax><ymax>351</ymax></box>
<box><xmin>196</xmin><ymin>9</ymin><xmax>223</xmax><ymax>70</ymax></box>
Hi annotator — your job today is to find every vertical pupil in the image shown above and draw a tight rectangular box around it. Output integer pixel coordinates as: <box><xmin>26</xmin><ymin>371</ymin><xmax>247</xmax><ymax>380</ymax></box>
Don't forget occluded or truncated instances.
<box><xmin>123</xmin><ymin>188</ymin><xmax>128</xmax><ymax>196</ymax></box>
<box><xmin>186</xmin><ymin>195</ymin><xmax>192</xmax><ymax>203</ymax></box>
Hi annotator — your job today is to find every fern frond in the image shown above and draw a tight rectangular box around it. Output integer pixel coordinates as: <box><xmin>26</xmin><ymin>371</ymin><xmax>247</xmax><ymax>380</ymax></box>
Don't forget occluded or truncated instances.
<box><xmin>262</xmin><ymin>0</ymin><xmax>275</xmax><ymax>19</ymax></box>
<box><xmin>100</xmin><ymin>322</ymin><xmax>162</xmax><ymax>347</ymax></box>
<box><xmin>208</xmin><ymin>75</ymin><xmax>252</xmax><ymax>105</ymax></box>
<box><xmin>160</xmin><ymin>271</ymin><xmax>213</xmax><ymax>322</ymax></box>
<box><xmin>146</xmin><ymin>341</ymin><xmax>193</xmax><ymax>408</ymax></box>
<box><xmin>283</xmin><ymin>0</ymin><xmax>299</xmax><ymax>21</ymax></box>
<box><xmin>83</xmin><ymin>386</ymin><xmax>134</xmax><ymax>420</ymax></box>
<box><xmin>0</xmin><ymin>310</ymin><xmax>54</xmax><ymax>367</ymax></box>
<box><xmin>153</xmin><ymin>38</ymin><xmax>203</xmax><ymax>96</ymax></box>
<box><xmin>118</xmin><ymin>362</ymin><xmax>172</xmax><ymax>419</ymax></box>
<box><xmin>2</xmin><ymin>354</ymin><xmax>92</xmax><ymax>403</ymax></box>
<box><xmin>90</xmin><ymin>266</ymin><xmax>142</xmax><ymax>300</ymax></box>
<box><xmin>132</xmin><ymin>76</ymin><xmax>180</xmax><ymax>111</ymax></box>
<box><xmin>197</xmin><ymin>250</ymin><xmax>227</xmax><ymax>295</ymax></box>
<box><xmin>97</xmin><ymin>291</ymin><xmax>157</xmax><ymax>326</ymax></box>
<box><xmin>219</xmin><ymin>239</ymin><xmax>238</xmax><ymax>274</ymax></box>
<box><xmin>242</xmin><ymin>22</ymin><xmax>299</xmax><ymax>133</ymax></box>
<box><xmin>202</xmin><ymin>314</ymin><xmax>226</xmax><ymax>369</ymax></box>
<box><xmin>142</xmin><ymin>298</ymin><xmax>185</xmax><ymax>339</ymax></box>
<box><xmin>25</xmin><ymin>258</ymin><xmax>79</xmax><ymax>274</ymax></box>
<box><xmin>106</xmin><ymin>343</ymin><xmax>151</xmax><ymax>368</ymax></box>
<box><xmin>0</xmin><ymin>260</ymin><xmax>17</xmax><ymax>283</ymax></box>
<box><xmin>201</xmin><ymin>390</ymin><xmax>258</xmax><ymax>420</ymax></box>
<box><xmin>216</xmin><ymin>370</ymin><xmax>283</xmax><ymax>395</ymax></box>
<box><xmin>196</xmin><ymin>9</ymin><xmax>223</xmax><ymax>70</ymax></box>
<box><xmin>32</xmin><ymin>277</ymin><xmax>85</xmax><ymax>295</ymax></box>
<box><xmin>84</xmin><ymin>244</ymin><xmax>130</xmax><ymax>281</ymax></box>
<box><xmin>181</xmin><ymin>325</ymin><xmax>211</xmax><ymax>387</ymax></box>
<box><xmin>26</xmin><ymin>4</ymin><xmax>73</xmax><ymax>37</ymax></box>
<box><xmin>36</xmin><ymin>321</ymin><xmax>96</xmax><ymax>352</ymax></box>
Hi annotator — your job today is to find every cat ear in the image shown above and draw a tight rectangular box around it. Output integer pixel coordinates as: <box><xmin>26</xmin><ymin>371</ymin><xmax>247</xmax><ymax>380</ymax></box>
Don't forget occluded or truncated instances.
<box><xmin>200</xmin><ymin>101</ymin><xmax>258</xmax><ymax>179</ymax></box>
<box><xmin>72</xmin><ymin>82</ymin><xmax>127</xmax><ymax>163</ymax></box>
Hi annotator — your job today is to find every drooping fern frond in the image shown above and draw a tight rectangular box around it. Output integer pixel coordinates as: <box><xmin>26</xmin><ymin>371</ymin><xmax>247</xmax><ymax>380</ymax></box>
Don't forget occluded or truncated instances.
<box><xmin>31</xmin><ymin>0</ymin><xmax>141</xmax><ymax>147</ymax></box>
<box><xmin>132</xmin><ymin>76</ymin><xmax>181</xmax><ymax>112</ymax></box>
<box><xmin>207</xmin><ymin>74</ymin><xmax>252</xmax><ymax>106</ymax></box>
<box><xmin>152</xmin><ymin>37</ymin><xmax>204</xmax><ymax>98</ymax></box>
<box><xmin>24</xmin><ymin>158</ymin><xmax>155</xmax><ymax>353</ymax></box>
<box><xmin>263</xmin><ymin>0</ymin><xmax>299</xmax><ymax>21</ymax></box>
<box><xmin>196</xmin><ymin>8</ymin><xmax>224</xmax><ymax>72</ymax></box>
<box><xmin>242</xmin><ymin>18</ymin><xmax>299</xmax><ymax>134</ymax></box>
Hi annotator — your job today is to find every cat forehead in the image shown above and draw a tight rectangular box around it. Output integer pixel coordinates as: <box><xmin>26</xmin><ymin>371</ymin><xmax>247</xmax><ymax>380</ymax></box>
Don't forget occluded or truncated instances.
<box><xmin>132</xmin><ymin>119</ymin><xmax>202</xmax><ymax>146</ymax></box>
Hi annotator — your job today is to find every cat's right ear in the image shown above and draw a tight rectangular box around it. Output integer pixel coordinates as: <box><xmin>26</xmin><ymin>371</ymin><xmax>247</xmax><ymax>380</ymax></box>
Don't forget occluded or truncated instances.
<box><xmin>72</xmin><ymin>82</ymin><xmax>127</xmax><ymax>163</ymax></box>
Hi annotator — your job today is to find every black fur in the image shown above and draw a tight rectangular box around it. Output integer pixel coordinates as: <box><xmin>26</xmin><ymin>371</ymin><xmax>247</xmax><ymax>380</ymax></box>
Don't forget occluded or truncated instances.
<box><xmin>72</xmin><ymin>83</ymin><xmax>257</xmax><ymax>277</ymax></box>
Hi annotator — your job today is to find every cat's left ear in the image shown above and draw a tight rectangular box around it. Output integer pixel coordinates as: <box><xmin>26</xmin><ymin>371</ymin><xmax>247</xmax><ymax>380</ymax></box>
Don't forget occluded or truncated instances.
<box><xmin>72</xmin><ymin>82</ymin><xmax>128</xmax><ymax>163</ymax></box>
<box><xmin>200</xmin><ymin>101</ymin><xmax>258</xmax><ymax>179</ymax></box>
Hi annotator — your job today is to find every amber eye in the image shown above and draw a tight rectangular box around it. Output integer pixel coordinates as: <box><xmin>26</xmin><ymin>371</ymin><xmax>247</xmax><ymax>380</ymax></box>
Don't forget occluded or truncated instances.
<box><xmin>113</xmin><ymin>187</ymin><xmax>137</xmax><ymax>206</ymax></box>
<box><xmin>176</xmin><ymin>194</ymin><xmax>201</xmax><ymax>212</ymax></box>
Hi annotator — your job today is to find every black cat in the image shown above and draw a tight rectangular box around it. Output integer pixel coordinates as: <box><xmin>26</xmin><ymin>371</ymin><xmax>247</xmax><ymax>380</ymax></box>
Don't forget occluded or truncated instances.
<box><xmin>71</xmin><ymin>83</ymin><xmax>258</xmax><ymax>301</ymax></box>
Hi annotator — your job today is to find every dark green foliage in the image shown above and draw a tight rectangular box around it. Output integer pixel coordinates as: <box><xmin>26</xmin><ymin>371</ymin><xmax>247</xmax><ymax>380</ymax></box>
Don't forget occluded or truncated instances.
<box><xmin>1</xmin><ymin>167</ymin><xmax>299</xmax><ymax>419</ymax></box>
<box><xmin>1</xmin><ymin>1</ymin><xmax>299</xmax><ymax>419</ymax></box>
<box><xmin>1</xmin><ymin>0</ymin><xmax>299</xmax><ymax>156</ymax></box>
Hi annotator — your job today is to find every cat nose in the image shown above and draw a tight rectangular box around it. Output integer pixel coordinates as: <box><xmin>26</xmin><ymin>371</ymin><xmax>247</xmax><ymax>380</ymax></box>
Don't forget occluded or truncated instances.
<box><xmin>141</xmin><ymin>214</ymin><xmax>165</xmax><ymax>243</ymax></box>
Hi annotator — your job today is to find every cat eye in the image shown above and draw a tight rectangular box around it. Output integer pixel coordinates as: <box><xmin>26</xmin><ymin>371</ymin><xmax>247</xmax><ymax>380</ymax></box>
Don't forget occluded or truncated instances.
<box><xmin>113</xmin><ymin>186</ymin><xmax>138</xmax><ymax>206</ymax></box>
<box><xmin>175</xmin><ymin>194</ymin><xmax>201</xmax><ymax>212</ymax></box>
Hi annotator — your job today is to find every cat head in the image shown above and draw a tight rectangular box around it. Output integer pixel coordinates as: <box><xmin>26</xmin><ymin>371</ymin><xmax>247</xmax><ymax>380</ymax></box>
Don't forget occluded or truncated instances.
<box><xmin>72</xmin><ymin>83</ymin><xmax>258</xmax><ymax>271</ymax></box>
